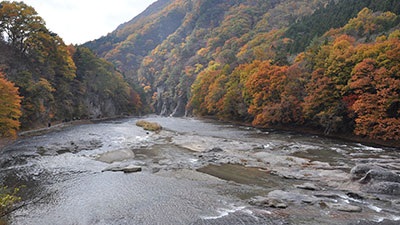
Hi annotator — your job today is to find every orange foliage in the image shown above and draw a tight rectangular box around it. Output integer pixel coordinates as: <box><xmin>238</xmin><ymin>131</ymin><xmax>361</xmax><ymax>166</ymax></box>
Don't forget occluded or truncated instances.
<box><xmin>349</xmin><ymin>57</ymin><xmax>400</xmax><ymax>140</ymax></box>
<box><xmin>0</xmin><ymin>73</ymin><xmax>22</xmax><ymax>138</ymax></box>
<box><xmin>244</xmin><ymin>62</ymin><xmax>305</xmax><ymax>127</ymax></box>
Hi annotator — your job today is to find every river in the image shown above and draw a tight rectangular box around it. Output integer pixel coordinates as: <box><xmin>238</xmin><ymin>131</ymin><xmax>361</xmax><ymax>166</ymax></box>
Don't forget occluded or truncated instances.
<box><xmin>0</xmin><ymin>116</ymin><xmax>399</xmax><ymax>225</ymax></box>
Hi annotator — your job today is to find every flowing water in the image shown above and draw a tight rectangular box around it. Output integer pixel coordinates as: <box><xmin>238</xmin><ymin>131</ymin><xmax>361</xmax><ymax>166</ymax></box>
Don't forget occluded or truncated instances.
<box><xmin>0</xmin><ymin>116</ymin><xmax>399</xmax><ymax>225</ymax></box>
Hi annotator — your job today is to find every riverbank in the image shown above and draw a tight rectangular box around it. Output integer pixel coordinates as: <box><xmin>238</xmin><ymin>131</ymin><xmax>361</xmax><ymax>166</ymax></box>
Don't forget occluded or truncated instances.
<box><xmin>260</xmin><ymin>124</ymin><xmax>400</xmax><ymax>149</ymax></box>
<box><xmin>0</xmin><ymin>138</ymin><xmax>14</xmax><ymax>150</ymax></box>
<box><xmin>0</xmin><ymin>115</ymin><xmax>134</xmax><ymax>151</ymax></box>
<box><xmin>199</xmin><ymin>116</ymin><xmax>400</xmax><ymax>149</ymax></box>
<box><xmin>2</xmin><ymin>115</ymin><xmax>398</xmax><ymax>151</ymax></box>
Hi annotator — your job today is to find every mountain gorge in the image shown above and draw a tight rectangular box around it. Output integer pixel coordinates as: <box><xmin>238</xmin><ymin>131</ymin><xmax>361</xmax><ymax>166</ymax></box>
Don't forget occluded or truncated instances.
<box><xmin>2</xmin><ymin>1</ymin><xmax>400</xmax><ymax>223</ymax></box>
<box><xmin>86</xmin><ymin>0</ymin><xmax>400</xmax><ymax>142</ymax></box>
<box><xmin>0</xmin><ymin>0</ymin><xmax>398</xmax><ymax>143</ymax></box>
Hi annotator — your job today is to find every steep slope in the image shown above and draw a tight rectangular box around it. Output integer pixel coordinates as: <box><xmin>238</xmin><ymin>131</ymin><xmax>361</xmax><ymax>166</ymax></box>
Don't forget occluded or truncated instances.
<box><xmin>85</xmin><ymin>0</ymin><xmax>330</xmax><ymax>116</ymax></box>
<box><xmin>86</xmin><ymin>0</ymin><xmax>400</xmax><ymax>142</ymax></box>
<box><xmin>284</xmin><ymin>0</ymin><xmax>400</xmax><ymax>53</ymax></box>
<box><xmin>0</xmin><ymin>1</ymin><xmax>142</xmax><ymax>130</ymax></box>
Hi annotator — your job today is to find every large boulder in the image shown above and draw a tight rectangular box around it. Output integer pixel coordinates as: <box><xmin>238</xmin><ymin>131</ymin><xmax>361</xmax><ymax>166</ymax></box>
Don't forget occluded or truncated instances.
<box><xmin>362</xmin><ymin>182</ymin><xmax>400</xmax><ymax>196</ymax></box>
<box><xmin>136</xmin><ymin>120</ymin><xmax>162</xmax><ymax>132</ymax></box>
<box><xmin>350</xmin><ymin>164</ymin><xmax>384</xmax><ymax>181</ymax></box>
<box><xmin>350</xmin><ymin>164</ymin><xmax>400</xmax><ymax>196</ymax></box>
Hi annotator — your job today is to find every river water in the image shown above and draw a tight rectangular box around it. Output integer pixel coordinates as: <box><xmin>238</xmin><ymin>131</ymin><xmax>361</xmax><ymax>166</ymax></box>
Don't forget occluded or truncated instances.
<box><xmin>0</xmin><ymin>116</ymin><xmax>399</xmax><ymax>225</ymax></box>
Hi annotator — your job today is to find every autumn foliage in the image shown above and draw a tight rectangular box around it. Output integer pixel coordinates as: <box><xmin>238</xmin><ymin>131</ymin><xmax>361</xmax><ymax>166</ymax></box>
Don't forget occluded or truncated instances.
<box><xmin>3</xmin><ymin>0</ymin><xmax>396</xmax><ymax>142</ymax></box>
<box><xmin>0</xmin><ymin>1</ymin><xmax>142</xmax><ymax>129</ymax></box>
<box><xmin>0</xmin><ymin>73</ymin><xmax>22</xmax><ymax>137</ymax></box>
<box><xmin>189</xmin><ymin>7</ymin><xmax>400</xmax><ymax>141</ymax></box>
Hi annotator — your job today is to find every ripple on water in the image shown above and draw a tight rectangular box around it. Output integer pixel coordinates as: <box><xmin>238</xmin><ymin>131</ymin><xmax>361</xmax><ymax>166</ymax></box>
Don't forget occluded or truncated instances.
<box><xmin>1</xmin><ymin>116</ymin><xmax>399</xmax><ymax>225</ymax></box>
<box><xmin>11</xmin><ymin>172</ymin><xmax>240</xmax><ymax>225</ymax></box>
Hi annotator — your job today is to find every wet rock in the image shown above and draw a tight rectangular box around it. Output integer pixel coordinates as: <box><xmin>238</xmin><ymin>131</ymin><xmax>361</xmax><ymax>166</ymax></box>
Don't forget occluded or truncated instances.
<box><xmin>272</xmin><ymin>167</ymin><xmax>347</xmax><ymax>184</ymax></box>
<box><xmin>249</xmin><ymin>196</ymin><xmax>268</xmax><ymax>206</ymax></box>
<box><xmin>330</xmin><ymin>203</ymin><xmax>362</xmax><ymax>212</ymax></box>
<box><xmin>314</xmin><ymin>192</ymin><xmax>340</xmax><ymax>199</ymax></box>
<box><xmin>39</xmin><ymin>139</ymin><xmax>103</xmax><ymax>155</ymax></box>
<box><xmin>295</xmin><ymin>182</ymin><xmax>321</xmax><ymax>191</ymax></box>
<box><xmin>267</xmin><ymin>190</ymin><xmax>318</xmax><ymax>205</ymax></box>
<box><xmin>252</xmin><ymin>144</ymin><xmax>264</xmax><ymax>150</ymax></box>
<box><xmin>249</xmin><ymin>196</ymin><xmax>287</xmax><ymax>208</ymax></box>
<box><xmin>359</xmin><ymin>169</ymin><xmax>400</xmax><ymax>184</ymax></box>
<box><xmin>121</xmin><ymin>166</ymin><xmax>142</xmax><ymax>173</ymax></box>
<box><xmin>362</xmin><ymin>182</ymin><xmax>400</xmax><ymax>196</ymax></box>
<box><xmin>266</xmin><ymin>198</ymin><xmax>288</xmax><ymax>208</ymax></box>
<box><xmin>350</xmin><ymin>164</ymin><xmax>398</xmax><ymax>182</ymax></box>
<box><xmin>206</xmin><ymin>147</ymin><xmax>223</xmax><ymax>153</ymax></box>
<box><xmin>351</xmin><ymin>164</ymin><xmax>376</xmax><ymax>181</ymax></box>
<box><xmin>253</xmin><ymin>152</ymin><xmax>309</xmax><ymax>167</ymax></box>
<box><xmin>97</xmin><ymin>149</ymin><xmax>135</xmax><ymax>163</ymax></box>
<box><xmin>348</xmin><ymin>220</ymin><xmax>400</xmax><ymax>225</ymax></box>
<box><xmin>102</xmin><ymin>165</ymin><xmax>142</xmax><ymax>173</ymax></box>
<box><xmin>249</xmin><ymin>190</ymin><xmax>319</xmax><ymax>208</ymax></box>
<box><xmin>350</xmin><ymin>164</ymin><xmax>400</xmax><ymax>196</ymax></box>
<box><xmin>392</xmin><ymin>199</ymin><xmax>400</xmax><ymax>205</ymax></box>
<box><xmin>346</xmin><ymin>191</ymin><xmax>365</xmax><ymax>200</ymax></box>
<box><xmin>172</xmin><ymin>135</ymin><xmax>254</xmax><ymax>152</ymax></box>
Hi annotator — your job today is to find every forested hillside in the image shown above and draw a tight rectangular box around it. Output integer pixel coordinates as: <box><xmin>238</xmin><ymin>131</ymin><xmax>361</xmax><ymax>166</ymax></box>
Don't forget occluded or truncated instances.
<box><xmin>86</xmin><ymin>0</ymin><xmax>400</xmax><ymax>141</ymax></box>
<box><xmin>86</xmin><ymin>0</ymin><xmax>332</xmax><ymax>116</ymax></box>
<box><xmin>0</xmin><ymin>1</ymin><xmax>142</xmax><ymax>136</ymax></box>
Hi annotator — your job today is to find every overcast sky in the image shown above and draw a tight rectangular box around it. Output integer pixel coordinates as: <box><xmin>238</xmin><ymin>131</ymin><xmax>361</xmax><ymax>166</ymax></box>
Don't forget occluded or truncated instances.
<box><xmin>24</xmin><ymin>0</ymin><xmax>157</xmax><ymax>45</ymax></box>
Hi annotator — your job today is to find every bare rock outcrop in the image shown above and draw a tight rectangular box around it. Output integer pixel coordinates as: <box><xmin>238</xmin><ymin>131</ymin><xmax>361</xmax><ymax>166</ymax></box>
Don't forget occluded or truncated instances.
<box><xmin>350</xmin><ymin>164</ymin><xmax>400</xmax><ymax>196</ymax></box>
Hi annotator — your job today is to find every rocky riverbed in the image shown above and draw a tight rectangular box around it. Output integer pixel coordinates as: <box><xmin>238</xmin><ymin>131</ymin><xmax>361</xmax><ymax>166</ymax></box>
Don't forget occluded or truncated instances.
<box><xmin>0</xmin><ymin>116</ymin><xmax>399</xmax><ymax>224</ymax></box>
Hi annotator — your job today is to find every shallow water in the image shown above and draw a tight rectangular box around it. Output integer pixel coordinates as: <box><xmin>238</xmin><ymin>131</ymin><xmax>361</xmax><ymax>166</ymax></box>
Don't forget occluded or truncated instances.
<box><xmin>0</xmin><ymin>116</ymin><xmax>398</xmax><ymax>224</ymax></box>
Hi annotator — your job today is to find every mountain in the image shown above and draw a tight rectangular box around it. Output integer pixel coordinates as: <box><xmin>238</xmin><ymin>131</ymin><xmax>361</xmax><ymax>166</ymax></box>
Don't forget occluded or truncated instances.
<box><xmin>85</xmin><ymin>0</ymin><xmax>400</xmax><ymax>142</ymax></box>
<box><xmin>85</xmin><ymin>0</ymin><xmax>330</xmax><ymax>115</ymax></box>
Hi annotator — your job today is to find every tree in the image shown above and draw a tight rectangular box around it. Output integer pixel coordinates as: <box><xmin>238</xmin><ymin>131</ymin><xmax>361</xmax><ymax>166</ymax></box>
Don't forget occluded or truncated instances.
<box><xmin>349</xmin><ymin>57</ymin><xmax>400</xmax><ymax>140</ymax></box>
<box><xmin>244</xmin><ymin>62</ymin><xmax>305</xmax><ymax>127</ymax></box>
<box><xmin>303</xmin><ymin>68</ymin><xmax>346</xmax><ymax>134</ymax></box>
<box><xmin>344</xmin><ymin>8</ymin><xmax>398</xmax><ymax>37</ymax></box>
<box><xmin>0</xmin><ymin>1</ymin><xmax>46</xmax><ymax>52</ymax></box>
<box><xmin>0</xmin><ymin>72</ymin><xmax>22</xmax><ymax>137</ymax></box>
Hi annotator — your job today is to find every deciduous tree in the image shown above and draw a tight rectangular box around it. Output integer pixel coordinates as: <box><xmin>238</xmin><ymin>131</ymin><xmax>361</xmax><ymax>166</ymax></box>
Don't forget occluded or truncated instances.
<box><xmin>0</xmin><ymin>72</ymin><xmax>22</xmax><ymax>137</ymax></box>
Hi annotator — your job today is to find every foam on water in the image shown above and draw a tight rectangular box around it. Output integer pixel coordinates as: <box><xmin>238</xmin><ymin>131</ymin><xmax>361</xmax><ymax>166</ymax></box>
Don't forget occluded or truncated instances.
<box><xmin>355</xmin><ymin>143</ymin><xmax>383</xmax><ymax>152</ymax></box>
<box><xmin>202</xmin><ymin>205</ymin><xmax>247</xmax><ymax>220</ymax></box>
<box><xmin>367</xmin><ymin>204</ymin><xmax>382</xmax><ymax>213</ymax></box>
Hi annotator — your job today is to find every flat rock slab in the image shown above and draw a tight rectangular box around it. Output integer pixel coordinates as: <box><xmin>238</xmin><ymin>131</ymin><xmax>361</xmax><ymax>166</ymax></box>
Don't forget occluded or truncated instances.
<box><xmin>330</xmin><ymin>203</ymin><xmax>362</xmax><ymax>212</ymax></box>
<box><xmin>102</xmin><ymin>165</ymin><xmax>142</xmax><ymax>173</ymax></box>
<box><xmin>97</xmin><ymin>149</ymin><xmax>135</xmax><ymax>163</ymax></box>
<box><xmin>268</xmin><ymin>190</ymin><xmax>318</xmax><ymax>204</ymax></box>
<box><xmin>295</xmin><ymin>182</ymin><xmax>321</xmax><ymax>191</ymax></box>
<box><xmin>249</xmin><ymin>196</ymin><xmax>288</xmax><ymax>208</ymax></box>
<box><xmin>253</xmin><ymin>152</ymin><xmax>309</xmax><ymax>167</ymax></box>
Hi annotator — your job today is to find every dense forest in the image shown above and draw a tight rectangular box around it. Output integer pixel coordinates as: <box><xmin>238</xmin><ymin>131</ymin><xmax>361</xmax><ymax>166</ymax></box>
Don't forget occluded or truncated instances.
<box><xmin>85</xmin><ymin>0</ymin><xmax>400</xmax><ymax>142</ymax></box>
<box><xmin>1</xmin><ymin>0</ymin><xmax>399</xmax><ymax>142</ymax></box>
<box><xmin>0</xmin><ymin>1</ymin><xmax>142</xmax><ymax>137</ymax></box>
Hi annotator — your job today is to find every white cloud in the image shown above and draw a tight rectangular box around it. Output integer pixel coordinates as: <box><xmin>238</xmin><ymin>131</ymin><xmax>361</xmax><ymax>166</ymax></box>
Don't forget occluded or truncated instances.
<box><xmin>23</xmin><ymin>0</ymin><xmax>157</xmax><ymax>44</ymax></box>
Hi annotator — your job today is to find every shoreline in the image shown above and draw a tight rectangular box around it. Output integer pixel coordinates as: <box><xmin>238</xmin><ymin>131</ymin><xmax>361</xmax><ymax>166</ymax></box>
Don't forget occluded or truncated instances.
<box><xmin>2</xmin><ymin>115</ymin><xmax>399</xmax><ymax>150</ymax></box>
<box><xmin>198</xmin><ymin>115</ymin><xmax>400</xmax><ymax>149</ymax></box>
<box><xmin>0</xmin><ymin>115</ymin><xmax>133</xmax><ymax>150</ymax></box>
